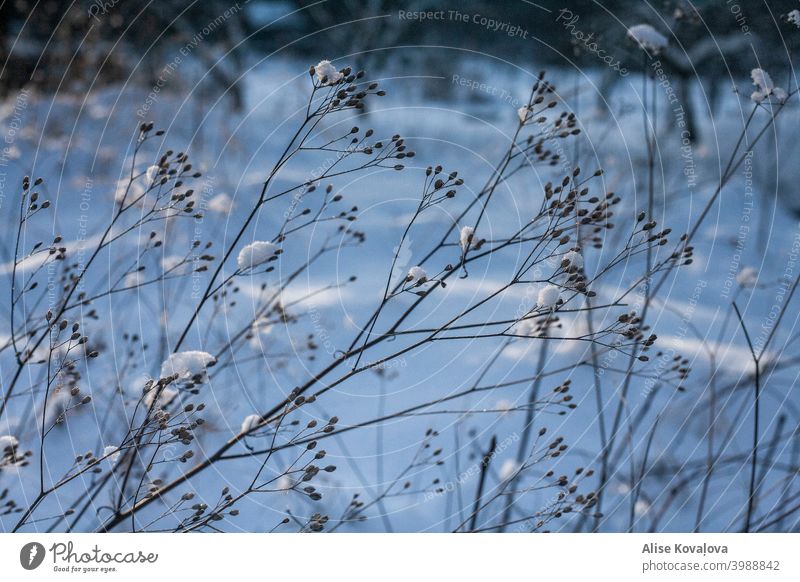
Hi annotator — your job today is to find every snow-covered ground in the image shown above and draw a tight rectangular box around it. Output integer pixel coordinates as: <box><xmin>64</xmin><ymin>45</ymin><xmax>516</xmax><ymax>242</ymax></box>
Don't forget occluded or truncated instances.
<box><xmin>0</xmin><ymin>54</ymin><xmax>797</xmax><ymax>532</ymax></box>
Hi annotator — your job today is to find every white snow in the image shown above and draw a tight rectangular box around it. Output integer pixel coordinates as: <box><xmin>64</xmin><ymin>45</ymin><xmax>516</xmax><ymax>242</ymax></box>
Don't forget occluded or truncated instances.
<box><xmin>736</xmin><ymin>266</ymin><xmax>758</xmax><ymax>287</ymax></box>
<box><xmin>513</xmin><ymin>318</ymin><xmax>538</xmax><ymax>337</ymax></box>
<box><xmin>627</xmin><ymin>24</ymin><xmax>668</xmax><ymax>53</ymax></box>
<box><xmin>241</xmin><ymin>414</ymin><xmax>262</xmax><ymax>433</ymax></box>
<box><xmin>160</xmin><ymin>351</ymin><xmax>216</xmax><ymax>383</ymax></box>
<box><xmin>563</xmin><ymin>250</ymin><xmax>583</xmax><ymax>270</ymax></box>
<box><xmin>145</xmin><ymin>164</ymin><xmax>160</xmax><ymax>184</ymax></box>
<box><xmin>3</xmin><ymin>54</ymin><xmax>796</xmax><ymax>533</ymax></box>
<box><xmin>499</xmin><ymin>459</ymin><xmax>519</xmax><ymax>481</ymax></box>
<box><xmin>751</xmin><ymin>68</ymin><xmax>788</xmax><ymax>103</ymax></box>
<box><xmin>537</xmin><ymin>285</ymin><xmax>561</xmax><ymax>309</ymax></box>
<box><xmin>160</xmin><ymin>255</ymin><xmax>186</xmax><ymax>273</ymax></box>
<box><xmin>103</xmin><ymin>445</ymin><xmax>121</xmax><ymax>463</ymax></box>
<box><xmin>634</xmin><ymin>499</ymin><xmax>651</xmax><ymax>516</ymax></box>
<box><xmin>0</xmin><ymin>435</ymin><xmax>18</xmax><ymax>451</ymax></box>
<box><xmin>276</xmin><ymin>474</ymin><xmax>294</xmax><ymax>493</ymax></box>
<box><xmin>315</xmin><ymin>60</ymin><xmax>343</xmax><ymax>85</ymax></box>
<box><xmin>407</xmin><ymin>266</ymin><xmax>427</xmax><ymax>283</ymax></box>
<box><xmin>114</xmin><ymin>178</ymin><xmax>145</xmax><ymax>205</ymax></box>
<box><xmin>460</xmin><ymin>226</ymin><xmax>475</xmax><ymax>251</ymax></box>
<box><xmin>237</xmin><ymin>241</ymin><xmax>279</xmax><ymax>270</ymax></box>
<box><xmin>753</xmin><ymin>69</ymin><xmax>773</xmax><ymax>91</ymax></box>
<box><xmin>123</xmin><ymin>271</ymin><xmax>145</xmax><ymax>287</ymax></box>
<box><xmin>208</xmin><ymin>193</ymin><xmax>233</xmax><ymax>213</ymax></box>
<box><xmin>145</xmin><ymin>385</ymin><xmax>179</xmax><ymax>408</ymax></box>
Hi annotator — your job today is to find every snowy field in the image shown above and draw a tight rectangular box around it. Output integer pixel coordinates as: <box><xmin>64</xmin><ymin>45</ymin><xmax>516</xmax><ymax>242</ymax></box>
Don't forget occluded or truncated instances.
<box><xmin>1</xmin><ymin>41</ymin><xmax>798</xmax><ymax>533</ymax></box>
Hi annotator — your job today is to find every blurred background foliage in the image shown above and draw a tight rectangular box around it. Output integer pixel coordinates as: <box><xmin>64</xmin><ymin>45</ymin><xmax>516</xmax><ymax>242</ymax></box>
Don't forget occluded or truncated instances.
<box><xmin>1</xmin><ymin>0</ymin><xmax>798</xmax><ymax>126</ymax></box>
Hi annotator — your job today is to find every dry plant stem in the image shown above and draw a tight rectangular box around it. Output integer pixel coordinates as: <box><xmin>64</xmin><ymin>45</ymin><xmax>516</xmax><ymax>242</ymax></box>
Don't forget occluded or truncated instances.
<box><xmin>730</xmin><ymin>273</ymin><xmax>800</xmax><ymax>532</ymax></box>
<box><xmin>174</xmin><ymin>81</ymin><xmax>394</xmax><ymax>354</ymax></box>
<box><xmin>9</xmin><ymin>73</ymin><xmax>640</xmax><ymax>532</ymax></box>
<box><xmin>652</xmin><ymin>96</ymin><xmax>793</xmax><ymax>300</ymax></box>
<box><xmin>96</xmin><ymin>229</ymin><xmax>555</xmax><ymax>530</ymax></box>
<box><xmin>498</xmin><ymin>338</ymin><xmax>548</xmax><ymax>531</ymax></box>
<box><xmin>693</xmin><ymin>350</ymin><xmax>718</xmax><ymax>532</ymax></box>
<box><xmin>0</xmin><ymin>139</ymin><xmax>144</xmax><ymax>422</ymax></box>
<box><xmin>579</xmin><ymin>296</ymin><xmax>608</xmax><ymax>530</ymax></box>
<box><xmin>594</xmin><ymin>67</ymin><xmax>657</xmax><ymax>530</ymax></box>
<box><xmin>221</xmin><ymin>357</ymin><xmax>606</xmax><ymax>461</ymax></box>
<box><xmin>773</xmin><ymin>428</ymin><xmax>800</xmax><ymax>531</ymax></box>
<box><xmin>103</xmin><ymin>250</ymin><xmax>637</xmax><ymax>530</ymax></box>
<box><xmin>757</xmin><ymin>414</ymin><xmax>787</xmax><ymax>509</ymax></box>
<box><xmin>351</xmin><ymin>205</ymin><xmax>420</xmax><ymax>370</ymax></box>
<box><xmin>624</xmin><ymin>72</ymin><xmax>658</xmax><ymax>531</ymax></box>
<box><xmin>466</xmin><ymin>435</ymin><xmax>497</xmax><ymax>533</ymax></box>
<box><xmin>594</xmin><ymin>97</ymin><xmax>790</xmax><ymax>531</ymax></box>
<box><xmin>343</xmin><ymin>82</ymin><xmax>545</xmax><ymax>356</ymax></box>
<box><xmin>566</xmin><ymin>95</ymin><xmax>609</xmax><ymax>531</ymax></box>
<box><xmin>693</xmin><ymin>296</ymin><xmax>743</xmax><ymax>531</ymax></box>
<box><xmin>732</xmin><ymin>301</ymin><xmax>759</xmax><ymax>532</ymax></box>
<box><xmin>16</xmin><ymin>335</ymin><xmax>58</xmax><ymax>531</ymax></box>
<box><xmin>472</xmin><ymin>106</ymin><xmax>528</xmax><ymax>233</ymax></box>
<box><xmin>172</xmin><ymin>118</ymin><xmax>312</xmax><ymax>351</ymax></box>
<box><xmin>629</xmin><ymin>414</ymin><xmax>659</xmax><ymax>532</ymax></box>
<box><xmin>9</xmin><ymin>188</ymin><xmax>28</xmax><ymax>364</ymax></box>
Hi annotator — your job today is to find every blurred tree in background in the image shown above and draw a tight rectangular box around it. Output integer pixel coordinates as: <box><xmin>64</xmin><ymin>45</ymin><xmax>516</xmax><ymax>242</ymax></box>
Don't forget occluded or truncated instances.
<box><xmin>2</xmin><ymin>0</ymin><xmax>798</xmax><ymax>126</ymax></box>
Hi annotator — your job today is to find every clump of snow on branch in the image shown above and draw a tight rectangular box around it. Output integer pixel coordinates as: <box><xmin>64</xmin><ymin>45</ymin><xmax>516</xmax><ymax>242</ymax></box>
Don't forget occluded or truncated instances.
<box><xmin>145</xmin><ymin>164</ymin><xmax>160</xmax><ymax>184</ymax></box>
<box><xmin>635</xmin><ymin>499</ymin><xmax>651</xmax><ymax>516</ymax></box>
<box><xmin>145</xmin><ymin>385</ymin><xmax>178</xmax><ymax>409</ymax></box>
<box><xmin>0</xmin><ymin>435</ymin><xmax>19</xmax><ymax>451</ymax></box>
<box><xmin>103</xmin><ymin>446</ymin><xmax>121</xmax><ymax>464</ymax></box>
<box><xmin>750</xmin><ymin>69</ymin><xmax>788</xmax><ymax>103</ymax></box>
<box><xmin>276</xmin><ymin>475</ymin><xmax>294</xmax><ymax>493</ymax></box>
<box><xmin>627</xmin><ymin>24</ymin><xmax>668</xmax><ymax>53</ymax></box>
<box><xmin>563</xmin><ymin>249</ymin><xmax>583</xmax><ymax>270</ymax></box>
<box><xmin>314</xmin><ymin>60</ymin><xmax>343</xmax><ymax>85</ymax></box>
<box><xmin>499</xmin><ymin>459</ymin><xmax>519</xmax><ymax>481</ymax></box>
<box><xmin>237</xmin><ymin>241</ymin><xmax>279</xmax><ymax>270</ymax></box>
<box><xmin>407</xmin><ymin>266</ymin><xmax>427</xmax><ymax>284</ymax></box>
<box><xmin>241</xmin><ymin>414</ymin><xmax>262</xmax><ymax>433</ymax></box>
<box><xmin>460</xmin><ymin>226</ymin><xmax>475</xmax><ymax>251</ymax></box>
<box><xmin>537</xmin><ymin>285</ymin><xmax>561</xmax><ymax>310</ymax></box>
<box><xmin>160</xmin><ymin>350</ymin><xmax>217</xmax><ymax>384</ymax></box>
